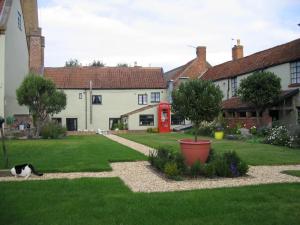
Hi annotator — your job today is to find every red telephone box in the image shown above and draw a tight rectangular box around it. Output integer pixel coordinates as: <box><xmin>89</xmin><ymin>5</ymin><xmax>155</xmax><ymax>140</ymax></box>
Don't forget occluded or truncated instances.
<box><xmin>158</xmin><ymin>102</ymin><xmax>171</xmax><ymax>133</ymax></box>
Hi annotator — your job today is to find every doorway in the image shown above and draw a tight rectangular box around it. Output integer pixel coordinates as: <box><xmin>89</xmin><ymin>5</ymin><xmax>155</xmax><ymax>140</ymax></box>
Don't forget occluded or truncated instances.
<box><xmin>66</xmin><ymin>118</ymin><xmax>78</xmax><ymax>131</ymax></box>
<box><xmin>109</xmin><ymin>118</ymin><xmax>121</xmax><ymax>130</ymax></box>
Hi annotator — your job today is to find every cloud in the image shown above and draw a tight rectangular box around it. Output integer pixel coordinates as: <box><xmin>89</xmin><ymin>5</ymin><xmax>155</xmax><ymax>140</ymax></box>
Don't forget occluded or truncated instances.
<box><xmin>38</xmin><ymin>0</ymin><xmax>300</xmax><ymax>71</ymax></box>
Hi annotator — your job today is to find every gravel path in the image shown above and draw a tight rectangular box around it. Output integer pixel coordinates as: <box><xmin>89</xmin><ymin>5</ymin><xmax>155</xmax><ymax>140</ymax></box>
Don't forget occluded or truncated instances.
<box><xmin>105</xmin><ymin>134</ymin><xmax>154</xmax><ymax>156</ymax></box>
<box><xmin>1</xmin><ymin>134</ymin><xmax>300</xmax><ymax>193</ymax></box>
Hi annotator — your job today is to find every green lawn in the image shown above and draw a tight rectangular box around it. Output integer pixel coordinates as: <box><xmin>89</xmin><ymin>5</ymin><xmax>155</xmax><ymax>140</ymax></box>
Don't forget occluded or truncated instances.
<box><xmin>0</xmin><ymin>178</ymin><xmax>299</xmax><ymax>225</ymax></box>
<box><xmin>119</xmin><ymin>132</ymin><xmax>300</xmax><ymax>165</ymax></box>
<box><xmin>282</xmin><ymin>170</ymin><xmax>300</xmax><ymax>177</ymax></box>
<box><xmin>0</xmin><ymin>136</ymin><xmax>146</xmax><ymax>172</ymax></box>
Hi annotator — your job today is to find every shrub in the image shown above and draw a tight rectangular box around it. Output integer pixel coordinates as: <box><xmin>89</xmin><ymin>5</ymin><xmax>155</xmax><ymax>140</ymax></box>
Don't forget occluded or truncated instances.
<box><xmin>213</xmin><ymin>155</ymin><xmax>231</xmax><ymax>177</ymax></box>
<box><xmin>164</xmin><ymin>162</ymin><xmax>180</xmax><ymax>179</ymax></box>
<box><xmin>41</xmin><ymin>122</ymin><xmax>66</xmax><ymax>139</ymax></box>
<box><xmin>190</xmin><ymin>160</ymin><xmax>204</xmax><ymax>177</ymax></box>
<box><xmin>264</xmin><ymin>125</ymin><xmax>293</xmax><ymax>147</ymax></box>
<box><xmin>147</xmin><ymin>128</ymin><xmax>159</xmax><ymax>133</ymax></box>
<box><xmin>250</xmin><ymin>126</ymin><xmax>257</xmax><ymax>135</ymax></box>
<box><xmin>204</xmin><ymin>163</ymin><xmax>215</xmax><ymax>178</ymax></box>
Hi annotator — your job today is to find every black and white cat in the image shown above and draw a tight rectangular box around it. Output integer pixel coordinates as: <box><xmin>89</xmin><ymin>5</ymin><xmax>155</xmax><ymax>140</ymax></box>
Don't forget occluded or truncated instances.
<box><xmin>11</xmin><ymin>164</ymin><xmax>43</xmax><ymax>179</ymax></box>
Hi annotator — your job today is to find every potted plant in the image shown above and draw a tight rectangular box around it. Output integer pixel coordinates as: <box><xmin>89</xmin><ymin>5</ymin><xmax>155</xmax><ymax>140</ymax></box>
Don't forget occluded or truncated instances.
<box><xmin>214</xmin><ymin>126</ymin><xmax>224</xmax><ymax>140</ymax></box>
<box><xmin>172</xmin><ymin>80</ymin><xmax>223</xmax><ymax>166</ymax></box>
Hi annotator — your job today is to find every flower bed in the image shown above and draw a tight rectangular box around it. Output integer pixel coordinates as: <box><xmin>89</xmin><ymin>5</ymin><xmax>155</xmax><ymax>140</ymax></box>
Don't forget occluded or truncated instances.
<box><xmin>149</xmin><ymin>147</ymin><xmax>249</xmax><ymax>180</ymax></box>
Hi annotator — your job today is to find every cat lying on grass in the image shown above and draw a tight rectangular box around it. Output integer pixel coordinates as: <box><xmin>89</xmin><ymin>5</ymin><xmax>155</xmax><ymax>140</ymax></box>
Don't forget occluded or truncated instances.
<box><xmin>11</xmin><ymin>164</ymin><xmax>43</xmax><ymax>179</ymax></box>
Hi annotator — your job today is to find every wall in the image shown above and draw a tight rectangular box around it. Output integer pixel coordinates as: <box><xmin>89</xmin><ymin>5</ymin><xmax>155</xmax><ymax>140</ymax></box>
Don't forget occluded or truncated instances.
<box><xmin>215</xmin><ymin>63</ymin><xmax>292</xmax><ymax>101</ymax></box>
<box><xmin>4</xmin><ymin>0</ymin><xmax>29</xmax><ymax>117</ymax></box>
<box><xmin>53</xmin><ymin>88</ymin><xmax>167</xmax><ymax>130</ymax></box>
<box><xmin>127</xmin><ymin>106</ymin><xmax>158</xmax><ymax>130</ymax></box>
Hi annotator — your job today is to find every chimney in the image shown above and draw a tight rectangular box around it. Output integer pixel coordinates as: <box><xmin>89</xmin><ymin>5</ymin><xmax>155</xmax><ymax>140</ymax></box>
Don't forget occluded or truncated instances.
<box><xmin>196</xmin><ymin>46</ymin><xmax>206</xmax><ymax>63</ymax></box>
<box><xmin>232</xmin><ymin>39</ymin><xmax>243</xmax><ymax>60</ymax></box>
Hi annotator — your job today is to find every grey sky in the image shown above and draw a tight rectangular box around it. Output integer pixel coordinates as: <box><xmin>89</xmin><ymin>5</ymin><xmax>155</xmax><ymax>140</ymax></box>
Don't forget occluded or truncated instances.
<box><xmin>38</xmin><ymin>0</ymin><xmax>300</xmax><ymax>71</ymax></box>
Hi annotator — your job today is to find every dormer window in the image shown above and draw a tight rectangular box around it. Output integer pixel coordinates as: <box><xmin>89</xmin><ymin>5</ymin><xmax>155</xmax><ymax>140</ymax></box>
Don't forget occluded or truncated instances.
<box><xmin>231</xmin><ymin>77</ymin><xmax>237</xmax><ymax>96</ymax></box>
<box><xmin>17</xmin><ymin>11</ymin><xmax>22</xmax><ymax>31</ymax></box>
<box><xmin>291</xmin><ymin>61</ymin><xmax>300</xmax><ymax>84</ymax></box>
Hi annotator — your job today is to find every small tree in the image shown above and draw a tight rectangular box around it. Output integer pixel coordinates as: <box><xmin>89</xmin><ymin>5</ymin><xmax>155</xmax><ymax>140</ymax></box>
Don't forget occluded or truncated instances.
<box><xmin>116</xmin><ymin>63</ymin><xmax>129</xmax><ymax>67</ymax></box>
<box><xmin>16</xmin><ymin>74</ymin><xmax>67</xmax><ymax>137</ymax></box>
<box><xmin>238</xmin><ymin>71</ymin><xmax>281</xmax><ymax>127</ymax></box>
<box><xmin>172</xmin><ymin>80</ymin><xmax>223</xmax><ymax>141</ymax></box>
<box><xmin>90</xmin><ymin>60</ymin><xmax>105</xmax><ymax>67</ymax></box>
<box><xmin>65</xmin><ymin>59</ymin><xmax>81</xmax><ymax>67</ymax></box>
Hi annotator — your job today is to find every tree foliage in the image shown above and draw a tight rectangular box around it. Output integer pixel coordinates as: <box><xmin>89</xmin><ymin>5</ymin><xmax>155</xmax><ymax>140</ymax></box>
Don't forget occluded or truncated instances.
<box><xmin>116</xmin><ymin>63</ymin><xmax>129</xmax><ymax>67</ymax></box>
<box><xmin>65</xmin><ymin>59</ymin><xmax>81</xmax><ymax>67</ymax></box>
<box><xmin>238</xmin><ymin>71</ymin><xmax>281</xmax><ymax>126</ymax></box>
<box><xmin>172</xmin><ymin>80</ymin><xmax>223</xmax><ymax>141</ymax></box>
<box><xmin>16</xmin><ymin>74</ymin><xmax>67</xmax><ymax>136</ymax></box>
<box><xmin>90</xmin><ymin>60</ymin><xmax>105</xmax><ymax>67</ymax></box>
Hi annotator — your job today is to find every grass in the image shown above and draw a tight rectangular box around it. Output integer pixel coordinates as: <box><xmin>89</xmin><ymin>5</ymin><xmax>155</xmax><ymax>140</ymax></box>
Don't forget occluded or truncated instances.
<box><xmin>119</xmin><ymin>132</ymin><xmax>300</xmax><ymax>165</ymax></box>
<box><xmin>0</xmin><ymin>135</ymin><xmax>146</xmax><ymax>172</ymax></box>
<box><xmin>282</xmin><ymin>170</ymin><xmax>300</xmax><ymax>177</ymax></box>
<box><xmin>0</xmin><ymin>178</ymin><xmax>299</xmax><ymax>225</ymax></box>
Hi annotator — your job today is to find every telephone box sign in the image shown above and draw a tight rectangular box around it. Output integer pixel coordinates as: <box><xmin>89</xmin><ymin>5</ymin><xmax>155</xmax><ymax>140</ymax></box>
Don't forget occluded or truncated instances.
<box><xmin>158</xmin><ymin>102</ymin><xmax>171</xmax><ymax>133</ymax></box>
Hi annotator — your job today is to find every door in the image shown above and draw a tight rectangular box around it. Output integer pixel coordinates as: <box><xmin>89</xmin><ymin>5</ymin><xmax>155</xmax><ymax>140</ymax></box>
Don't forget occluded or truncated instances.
<box><xmin>66</xmin><ymin>118</ymin><xmax>78</xmax><ymax>131</ymax></box>
<box><xmin>109</xmin><ymin>118</ymin><xmax>121</xmax><ymax>130</ymax></box>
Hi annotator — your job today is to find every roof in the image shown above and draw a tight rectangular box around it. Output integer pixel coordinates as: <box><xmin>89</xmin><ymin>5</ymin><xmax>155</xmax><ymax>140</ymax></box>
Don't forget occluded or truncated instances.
<box><xmin>0</xmin><ymin>0</ymin><xmax>4</xmax><ymax>15</ymax></box>
<box><xmin>121</xmin><ymin>104</ymin><xmax>158</xmax><ymax>117</ymax></box>
<box><xmin>202</xmin><ymin>38</ymin><xmax>300</xmax><ymax>81</ymax></box>
<box><xmin>164</xmin><ymin>58</ymin><xmax>211</xmax><ymax>85</ymax></box>
<box><xmin>44</xmin><ymin>67</ymin><xmax>166</xmax><ymax>89</ymax></box>
<box><xmin>222</xmin><ymin>89</ymin><xmax>299</xmax><ymax>110</ymax></box>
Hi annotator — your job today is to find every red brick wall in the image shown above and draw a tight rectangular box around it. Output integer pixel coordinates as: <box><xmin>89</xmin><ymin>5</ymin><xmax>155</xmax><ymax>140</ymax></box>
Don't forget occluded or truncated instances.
<box><xmin>29</xmin><ymin>35</ymin><xmax>44</xmax><ymax>74</ymax></box>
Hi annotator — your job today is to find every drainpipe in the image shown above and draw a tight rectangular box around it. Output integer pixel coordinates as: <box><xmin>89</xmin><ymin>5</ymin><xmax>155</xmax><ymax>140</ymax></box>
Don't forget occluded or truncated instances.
<box><xmin>90</xmin><ymin>80</ymin><xmax>93</xmax><ymax>124</ymax></box>
<box><xmin>85</xmin><ymin>90</ymin><xmax>87</xmax><ymax>129</ymax></box>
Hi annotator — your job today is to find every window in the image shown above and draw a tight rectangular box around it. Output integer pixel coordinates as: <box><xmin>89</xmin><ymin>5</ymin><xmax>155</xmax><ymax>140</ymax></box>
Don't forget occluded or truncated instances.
<box><xmin>171</xmin><ymin>114</ymin><xmax>185</xmax><ymax>125</ymax></box>
<box><xmin>79</xmin><ymin>93</ymin><xmax>83</xmax><ymax>99</ymax></box>
<box><xmin>139</xmin><ymin>114</ymin><xmax>154</xmax><ymax>126</ymax></box>
<box><xmin>231</xmin><ymin>77</ymin><xmax>237</xmax><ymax>96</ymax></box>
<box><xmin>291</xmin><ymin>61</ymin><xmax>300</xmax><ymax>84</ymax></box>
<box><xmin>239</xmin><ymin>112</ymin><xmax>246</xmax><ymax>117</ymax></box>
<box><xmin>138</xmin><ymin>94</ymin><xmax>148</xmax><ymax>105</ymax></box>
<box><xmin>17</xmin><ymin>11</ymin><xmax>22</xmax><ymax>31</ymax></box>
<box><xmin>151</xmin><ymin>92</ymin><xmax>160</xmax><ymax>103</ymax></box>
<box><xmin>92</xmin><ymin>95</ymin><xmax>102</xmax><ymax>104</ymax></box>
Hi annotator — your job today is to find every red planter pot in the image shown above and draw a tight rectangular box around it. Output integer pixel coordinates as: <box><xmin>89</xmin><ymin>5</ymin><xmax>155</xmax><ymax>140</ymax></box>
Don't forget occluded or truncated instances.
<box><xmin>179</xmin><ymin>139</ymin><xmax>211</xmax><ymax>166</ymax></box>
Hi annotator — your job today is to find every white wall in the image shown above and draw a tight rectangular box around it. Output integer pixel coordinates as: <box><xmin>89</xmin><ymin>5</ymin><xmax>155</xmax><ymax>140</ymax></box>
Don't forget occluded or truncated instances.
<box><xmin>53</xmin><ymin>88</ymin><xmax>167</xmax><ymax>130</ymax></box>
<box><xmin>215</xmin><ymin>63</ymin><xmax>292</xmax><ymax>101</ymax></box>
<box><xmin>4</xmin><ymin>0</ymin><xmax>29</xmax><ymax>117</ymax></box>
<box><xmin>127</xmin><ymin>106</ymin><xmax>158</xmax><ymax>130</ymax></box>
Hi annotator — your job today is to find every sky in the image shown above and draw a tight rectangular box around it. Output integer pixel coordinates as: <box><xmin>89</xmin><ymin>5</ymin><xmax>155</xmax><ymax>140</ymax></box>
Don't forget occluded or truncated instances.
<box><xmin>38</xmin><ymin>0</ymin><xmax>300</xmax><ymax>71</ymax></box>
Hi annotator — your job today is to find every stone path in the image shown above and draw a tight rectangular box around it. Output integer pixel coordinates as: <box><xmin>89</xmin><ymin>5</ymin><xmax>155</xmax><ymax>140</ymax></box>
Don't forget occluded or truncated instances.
<box><xmin>1</xmin><ymin>134</ymin><xmax>300</xmax><ymax>193</ymax></box>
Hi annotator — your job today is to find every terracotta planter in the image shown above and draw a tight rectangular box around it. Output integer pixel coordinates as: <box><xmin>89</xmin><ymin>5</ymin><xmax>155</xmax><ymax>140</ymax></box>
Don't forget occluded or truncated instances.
<box><xmin>179</xmin><ymin>139</ymin><xmax>211</xmax><ymax>166</ymax></box>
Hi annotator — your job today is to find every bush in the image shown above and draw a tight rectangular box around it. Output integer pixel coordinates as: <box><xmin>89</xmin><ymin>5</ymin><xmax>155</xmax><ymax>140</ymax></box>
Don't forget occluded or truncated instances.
<box><xmin>164</xmin><ymin>162</ymin><xmax>180</xmax><ymax>179</ymax></box>
<box><xmin>204</xmin><ymin>163</ymin><xmax>215</xmax><ymax>178</ymax></box>
<box><xmin>250</xmin><ymin>126</ymin><xmax>257</xmax><ymax>135</ymax></box>
<box><xmin>147</xmin><ymin>128</ymin><xmax>159</xmax><ymax>133</ymax></box>
<box><xmin>190</xmin><ymin>160</ymin><xmax>204</xmax><ymax>177</ymax></box>
<box><xmin>41</xmin><ymin>122</ymin><xmax>66</xmax><ymax>139</ymax></box>
<box><xmin>264</xmin><ymin>125</ymin><xmax>293</xmax><ymax>147</ymax></box>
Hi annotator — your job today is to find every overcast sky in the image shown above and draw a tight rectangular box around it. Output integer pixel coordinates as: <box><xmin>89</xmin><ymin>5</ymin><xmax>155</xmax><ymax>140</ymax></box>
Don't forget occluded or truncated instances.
<box><xmin>38</xmin><ymin>0</ymin><xmax>300</xmax><ymax>71</ymax></box>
